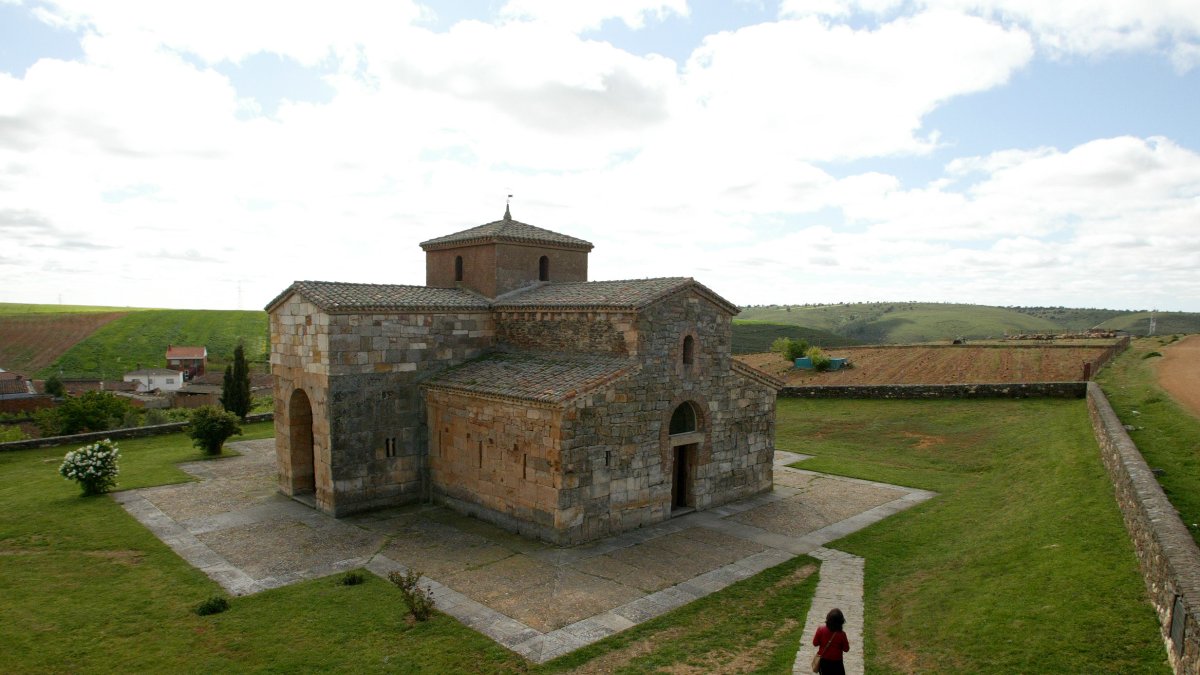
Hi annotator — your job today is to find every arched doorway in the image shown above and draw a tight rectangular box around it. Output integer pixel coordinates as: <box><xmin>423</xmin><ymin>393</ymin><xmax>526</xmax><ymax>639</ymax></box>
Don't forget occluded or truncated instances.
<box><xmin>288</xmin><ymin>388</ymin><xmax>315</xmax><ymax>494</ymax></box>
<box><xmin>668</xmin><ymin>401</ymin><xmax>701</xmax><ymax>512</ymax></box>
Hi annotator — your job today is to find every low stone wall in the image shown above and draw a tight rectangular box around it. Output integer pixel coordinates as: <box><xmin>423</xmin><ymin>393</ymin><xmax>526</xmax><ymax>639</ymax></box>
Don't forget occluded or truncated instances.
<box><xmin>1087</xmin><ymin>382</ymin><xmax>1200</xmax><ymax>672</ymax></box>
<box><xmin>779</xmin><ymin>382</ymin><xmax>1087</xmax><ymax>399</ymax></box>
<box><xmin>0</xmin><ymin>412</ymin><xmax>274</xmax><ymax>452</ymax></box>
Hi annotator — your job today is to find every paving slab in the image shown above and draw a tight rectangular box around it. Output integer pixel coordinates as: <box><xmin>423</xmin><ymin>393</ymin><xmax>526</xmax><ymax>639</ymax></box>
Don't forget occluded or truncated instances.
<box><xmin>115</xmin><ymin>438</ymin><xmax>933</xmax><ymax>664</ymax></box>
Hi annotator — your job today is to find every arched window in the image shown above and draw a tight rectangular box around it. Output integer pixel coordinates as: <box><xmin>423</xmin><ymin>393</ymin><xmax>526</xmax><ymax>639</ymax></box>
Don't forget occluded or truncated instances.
<box><xmin>669</xmin><ymin>401</ymin><xmax>698</xmax><ymax>435</ymax></box>
<box><xmin>682</xmin><ymin>335</ymin><xmax>694</xmax><ymax>366</ymax></box>
<box><xmin>454</xmin><ymin>255</ymin><xmax>463</xmax><ymax>282</ymax></box>
<box><xmin>539</xmin><ymin>255</ymin><xmax>549</xmax><ymax>281</ymax></box>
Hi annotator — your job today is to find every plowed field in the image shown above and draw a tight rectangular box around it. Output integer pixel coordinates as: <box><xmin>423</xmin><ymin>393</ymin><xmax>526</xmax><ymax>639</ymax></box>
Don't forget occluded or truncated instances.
<box><xmin>1157</xmin><ymin>334</ymin><xmax>1200</xmax><ymax>419</ymax></box>
<box><xmin>737</xmin><ymin>344</ymin><xmax>1114</xmax><ymax>385</ymax></box>
<box><xmin>0</xmin><ymin>312</ymin><xmax>127</xmax><ymax>374</ymax></box>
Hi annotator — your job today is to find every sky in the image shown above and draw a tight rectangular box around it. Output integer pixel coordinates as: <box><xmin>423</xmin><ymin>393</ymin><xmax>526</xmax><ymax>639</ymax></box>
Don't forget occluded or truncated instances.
<box><xmin>1</xmin><ymin>1</ymin><xmax>1199</xmax><ymax>313</ymax></box>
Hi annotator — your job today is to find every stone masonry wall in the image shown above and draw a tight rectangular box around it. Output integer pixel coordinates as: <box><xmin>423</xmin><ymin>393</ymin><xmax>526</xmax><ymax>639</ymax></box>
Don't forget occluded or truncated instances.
<box><xmin>426</xmin><ymin>243</ymin><xmax>497</xmax><ymax>296</ymax></box>
<box><xmin>320</xmin><ymin>310</ymin><xmax>495</xmax><ymax>515</ymax></box>
<box><xmin>555</xmin><ymin>291</ymin><xmax>775</xmax><ymax>543</ymax></box>
<box><xmin>780</xmin><ymin>382</ymin><xmax>1087</xmax><ymax>399</ymax></box>
<box><xmin>426</xmin><ymin>389</ymin><xmax>564</xmax><ymax>542</ymax></box>
<box><xmin>495</xmin><ymin>310</ymin><xmax>637</xmax><ymax>356</ymax></box>
<box><xmin>270</xmin><ymin>296</ymin><xmax>334</xmax><ymax>510</ymax></box>
<box><xmin>494</xmin><ymin>242</ymin><xmax>587</xmax><ymax>295</ymax></box>
<box><xmin>1088</xmin><ymin>382</ymin><xmax>1200</xmax><ymax>672</ymax></box>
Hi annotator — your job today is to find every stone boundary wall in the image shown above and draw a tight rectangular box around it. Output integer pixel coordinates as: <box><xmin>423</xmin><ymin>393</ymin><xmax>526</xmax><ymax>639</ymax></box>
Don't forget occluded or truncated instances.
<box><xmin>779</xmin><ymin>382</ymin><xmax>1087</xmax><ymax>399</ymax></box>
<box><xmin>1087</xmin><ymin>382</ymin><xmax>1200</xmax><ymax>672</ymax></box>
<box><xmin>1083</xmin><ymin>335</ymin><xmax>1132</xmax><ymax>380</ymax></box>
<box><xmin>0</xmin><ymin>412</ymin><xmax>274</xmax><ymax>452</ymax></box>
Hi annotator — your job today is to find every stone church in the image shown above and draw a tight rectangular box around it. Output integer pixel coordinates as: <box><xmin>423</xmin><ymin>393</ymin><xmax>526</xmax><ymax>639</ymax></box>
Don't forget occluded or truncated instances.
<box><xmin>266</xmin><ymin>209</ymin><xmax>780</xmax><ymax>545</ymax></box>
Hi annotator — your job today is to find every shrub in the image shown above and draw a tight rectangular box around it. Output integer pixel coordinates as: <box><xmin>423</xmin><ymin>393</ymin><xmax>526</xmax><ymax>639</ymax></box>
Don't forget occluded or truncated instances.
<box><xmin>338</xmin><ymin>571</ymin><xmax>365</xmax><ymax>586</ymax></box>
<box><xmin>194</xmin><ymin>596</ymin><xmax>229</xmax><ymax>616</ymax></box>
<box><xmin>187</xmin><ymin>406</ymin><xmax>242</xmax><ymax>455</ymax></box>
<box><xmin>0</xmin><ymin>425</ymin><xmax>28</xmax><ymax>442</ymax></box>
<box><xmin>808</xmin><ymin>346</ymin><xmax>833</xmax><ymax>372</ymax></box>
<box><xmin>220</xmin><ymin>341</ymin><xmax>252</xmax><ymax>420</ymax></box>
<box><xmin>771</xmin><ymin>337</ymin><xmax>810</xmax><ymax>361</ymax></box>
<box><xmin>143</xmin><ymin>408</ymin><xmax>169</xmax><ymax>426</ymax></box>
<box><xmin>38</xmin><ymin>391</ymin><xmax>133</xmax><ymax>436</ymax></box>
<box><xmin>1143</xmin><ymin>351</ymin><xmax>1163</xmax><ymax>359</ymax></box>
<box><xmin>59</xmin><ymin>439</ymin><xmax>120</xmax><ymax>495</ymax></box>
<box><xmin>388</xmin><ymin>569</ymin><xmax>435</xmax><ymax>621</ymax></box>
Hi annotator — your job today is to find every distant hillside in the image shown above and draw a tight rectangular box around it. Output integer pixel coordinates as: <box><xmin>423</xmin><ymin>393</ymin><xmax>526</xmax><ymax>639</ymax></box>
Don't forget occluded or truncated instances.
<box><xmin>35</xmin><ymin>309</ymin><xmax>269</xmax><ymax>379</ymax></box>
<box><xmin>738</xmin><ymin>302</ymin><xmax>1200</xmax><ymax>344</ymax></box>
<box><xmin>731</xmin><ymin>321</ymin><xmax>861</xmax><ymax>354</ymax></box>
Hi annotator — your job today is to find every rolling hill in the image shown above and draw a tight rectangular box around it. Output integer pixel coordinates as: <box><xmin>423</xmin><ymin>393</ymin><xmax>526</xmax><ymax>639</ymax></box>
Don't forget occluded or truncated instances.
<box><xmin>737</xmin><ymin>302</ymin><xmax>1200</xmax><ymax>345</ymax></box>
<box><xmin>25</xmin><ymin>309</ymin><xmax>269</xmax><ymax>379</ymax></box>
<box><xmin>730</xmin><ymin>321</ymin><xmax>861</xmax><ymax>355</ymax></box>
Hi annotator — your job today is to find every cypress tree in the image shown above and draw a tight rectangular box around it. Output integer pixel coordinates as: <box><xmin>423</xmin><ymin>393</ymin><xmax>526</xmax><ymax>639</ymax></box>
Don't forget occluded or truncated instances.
<box><xmin>220</xmin><ymin>341</ymin><xmax>252</xmax><ymax>419</ymax></box>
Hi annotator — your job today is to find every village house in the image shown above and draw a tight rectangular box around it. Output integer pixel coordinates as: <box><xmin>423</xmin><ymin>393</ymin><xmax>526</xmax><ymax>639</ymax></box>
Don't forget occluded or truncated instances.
<box><xmin>166</xmin><ymin>345</ymin><xmax>207</xmax><ymax>379</ymax></box>
<box><xmin>123</xmin><ymin>367</ymin><xmax>186</xmax><ymax>393</ymax></box>
<box><xmin>267</xmin><ymin>209</ymin><xmax>780</xmax><ymax>545</ymax></box>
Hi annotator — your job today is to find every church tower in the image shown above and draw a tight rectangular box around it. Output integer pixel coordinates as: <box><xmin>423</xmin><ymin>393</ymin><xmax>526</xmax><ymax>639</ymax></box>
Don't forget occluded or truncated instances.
<box><xmin>420</xmin><ymin>207</ymin><xmax>593</xmax><ymax>298</ymax></box>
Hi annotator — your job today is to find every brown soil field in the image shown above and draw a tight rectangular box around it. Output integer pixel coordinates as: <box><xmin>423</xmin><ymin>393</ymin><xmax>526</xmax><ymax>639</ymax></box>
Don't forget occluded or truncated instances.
<box><xmin>1156</xmin><ymin>334</ymin><xmax>1200</xmax><ymax>419</ymax></box>
<box><xmin>0</xmin><ymin>312</ymin><xmax>127</xmax><ymax>375</ymax></box>
<box><xmin>737</xmin><ymin>343</ymin><xmax>1114</xmax><ymax>386</ymax></box>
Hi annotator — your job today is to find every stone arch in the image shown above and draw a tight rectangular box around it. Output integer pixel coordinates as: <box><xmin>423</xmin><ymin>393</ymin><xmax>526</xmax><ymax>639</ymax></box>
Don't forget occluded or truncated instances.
<box><xmin>288</xmin><ymin>388</ymin><xmax>315</xmax><ymax>494</ymax></box>
<box><xmin>666</xmin><ymin>400</ymin><xmax>706</xmax><ymax>512</ymax></box>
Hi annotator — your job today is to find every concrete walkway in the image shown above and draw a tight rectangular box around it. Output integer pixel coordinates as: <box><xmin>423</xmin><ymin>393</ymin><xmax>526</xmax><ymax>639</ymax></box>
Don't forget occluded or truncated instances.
<box><xmin>794</xmin><ymin>548</ymin><xmax>865</xmax><ymax>675</ymax></box>
<box><xmin>115</xmin><ymin>441</ymin><xmax>933</xmax><ymax>665</ymax></box>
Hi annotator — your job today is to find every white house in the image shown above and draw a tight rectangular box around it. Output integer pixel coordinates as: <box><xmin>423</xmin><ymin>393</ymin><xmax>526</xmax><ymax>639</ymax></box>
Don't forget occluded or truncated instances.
<box><xmin>123</xmin><ymin>368</ymin><xmax>186</xmax><ymax>393</ymax></box>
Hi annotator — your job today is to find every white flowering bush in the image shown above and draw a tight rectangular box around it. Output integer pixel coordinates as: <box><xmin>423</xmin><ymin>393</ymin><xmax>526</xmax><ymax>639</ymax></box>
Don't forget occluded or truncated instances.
<box><xmin>59</xmin><ymin>439</ymin><xmax>121</xmax><ymax>495</ymax></box>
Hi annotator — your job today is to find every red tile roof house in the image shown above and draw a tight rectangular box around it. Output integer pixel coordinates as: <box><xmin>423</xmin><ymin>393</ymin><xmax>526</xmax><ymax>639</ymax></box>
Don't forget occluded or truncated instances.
<box><xmin>166</xmin><ymin>345</ymin><xmax>207</xmax><ymax>379</ymax></box>
<box><xmin>267</xmin><ymin>209</ymin><xmax>781</xmax><ymax>545</ymax></box>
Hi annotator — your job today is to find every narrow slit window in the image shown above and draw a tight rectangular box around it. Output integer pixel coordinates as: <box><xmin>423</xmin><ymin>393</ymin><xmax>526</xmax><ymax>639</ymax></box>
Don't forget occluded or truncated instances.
<box><xmin>454</xmin><ymin>255</ymin><xmax>464</xmax><ymax>282</ymax></box>
<box><xmin>538</xmin><ymin>255</ymin><xmax>549</xmax><ymax>281</ymax></box>
<box><xmin>682</xmin><ymin>335</ymin><xmax>695</xmax><ymax>366</ymax></box>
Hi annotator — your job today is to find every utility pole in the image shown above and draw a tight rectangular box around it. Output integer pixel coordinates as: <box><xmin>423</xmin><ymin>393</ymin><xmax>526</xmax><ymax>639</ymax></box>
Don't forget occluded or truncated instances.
<box><xmin>1148</xmin><ymin>309</ymin><xmax>1157</xmax><ymax>336</ymax></box>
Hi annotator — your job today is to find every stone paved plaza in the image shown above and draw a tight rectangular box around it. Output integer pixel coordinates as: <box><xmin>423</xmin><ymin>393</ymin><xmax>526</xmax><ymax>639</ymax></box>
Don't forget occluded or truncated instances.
<box><xmin>114</xmin><ymin>439</ymin><xmax>933</xmax><ymax>664</ymax></box>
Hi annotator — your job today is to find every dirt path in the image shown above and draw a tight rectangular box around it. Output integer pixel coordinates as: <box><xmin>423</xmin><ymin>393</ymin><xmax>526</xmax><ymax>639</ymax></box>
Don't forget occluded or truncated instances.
<box><xmin>1157</xmin><ymin>335</ymin><xmax>1200</xmax><ymax>419</ymax></box>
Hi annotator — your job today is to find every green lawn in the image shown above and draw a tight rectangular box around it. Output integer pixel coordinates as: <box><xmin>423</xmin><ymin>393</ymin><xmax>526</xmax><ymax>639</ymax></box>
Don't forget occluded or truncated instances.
<box><xmin>1097</xmin><ymin>336</ymin><xmax>1200</xmax><ymax>545</ymax></box>
<box><xmin>781</xmin><ymin>397</ymin><xmax>1167</xmax><ymax>673</ymax></box>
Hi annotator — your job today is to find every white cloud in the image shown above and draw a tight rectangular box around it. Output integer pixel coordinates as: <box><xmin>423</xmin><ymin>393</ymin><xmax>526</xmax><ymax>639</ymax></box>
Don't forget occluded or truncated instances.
<box><xmin>781</xmin><ymin>0</ymin><xmax>1200</xmax><ymax>69</ymax></box>
<box><xmin>498</xmin><ymin>0</ymin><xmax>689</xmax><ymax>32</ymax></box>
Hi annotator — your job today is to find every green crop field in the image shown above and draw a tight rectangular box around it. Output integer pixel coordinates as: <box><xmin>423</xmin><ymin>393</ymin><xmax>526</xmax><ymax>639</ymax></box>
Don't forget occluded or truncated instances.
<box><xmin>38</xmin><ymin>310</ymin><xmax>269</xmax><ymax>379</ymax></box>
<box><xmin>0</xmin><ymin>302</ymin><xmax>158</xmax><ymax>315</ymax></box>
<box><xmin>730</xmin><ymin>321</ymin><xmax>861</xmax><ymax>354</ymax></box>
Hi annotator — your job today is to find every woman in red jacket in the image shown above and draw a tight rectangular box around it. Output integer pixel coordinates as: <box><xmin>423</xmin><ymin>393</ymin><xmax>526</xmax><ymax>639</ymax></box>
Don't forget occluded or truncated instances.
<box><xmin>812</xmin><ymin>607</ymin><xmax>850</xmax><ymax>675</ymax></box>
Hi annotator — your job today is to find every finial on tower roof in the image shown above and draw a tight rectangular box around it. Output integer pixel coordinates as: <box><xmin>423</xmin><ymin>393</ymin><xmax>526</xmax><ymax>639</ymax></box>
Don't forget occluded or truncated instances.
<box><xmin>505</xmin><ymin>194</ymin><xmax>512</xmax><ymax>221</ymax></box>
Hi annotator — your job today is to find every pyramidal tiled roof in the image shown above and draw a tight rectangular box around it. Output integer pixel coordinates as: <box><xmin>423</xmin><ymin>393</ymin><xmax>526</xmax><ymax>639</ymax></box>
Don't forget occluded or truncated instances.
<box><xmin>495</xmin><ymin>277</ymin><xmax>740</xmax><ymax>314</ymax></box>
<box><xmin>424</xmin><ymin>351</ymin><xmax>636</xmax><ymax>403</ymax></box>
<box><xmin>265</xmin><ymin>280</ymin><xmax>490</xmax><ymax>313</ymax></box>
<box><xmin>419</xmin><ymin>209</ymin><xmax>593</xmax><ymax>251</ymax></box>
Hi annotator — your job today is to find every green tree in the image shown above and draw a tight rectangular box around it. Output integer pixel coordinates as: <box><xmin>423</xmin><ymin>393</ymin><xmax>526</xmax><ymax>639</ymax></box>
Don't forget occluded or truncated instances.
<box><xmin>38</xmin><ymin>391</ymin><xmax>132</xmax><ymax>436</ymax></box>
<box><xmin>187</xmin><ymin>405</ymin><xmax>242</xmax><ymax>455</ymax></box>
<box><xmin>771</xmin><ymin>337</ymin><xmax>810</xmax><ymax>361</ymax></box>
<box><xmin>220</xmin><ymin>341</ymin><xmax>252</xmax><ymax>420</ymax></box>
<box><xmin>44</xmin><ymin>374</ymin><xmax>65</xmax><ymax>398</ymax></box>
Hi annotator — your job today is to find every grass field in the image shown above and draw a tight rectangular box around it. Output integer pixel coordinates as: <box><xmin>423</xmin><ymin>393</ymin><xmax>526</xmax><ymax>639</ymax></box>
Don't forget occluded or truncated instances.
<box><xmin>738</xmin><ymin>302</ymin><xmax>1063</xmax><ymax>343</ymax></box>
<box><xmin>37</xmin><ymin>309</ymin><xmax>269</xmax><ymax>379</ymax></box>
<box><xmin>738</xmin><ymin>302</ymin><xmax>1200</xmax><ymax>344</ymax></box>
<box><xmin>731</xmin><ymin>320</ymin><xmax>861</xmax><ymax>354</ymax></box>
<box><xmin>781</xmin><ymin>398</ymin><xmax>1167</xmax><ymax>673</ymax></box>
<box><xmin>1097</xmin><ymin>337</ymin><xmax>1200</xmax><ymax>546</ymax></box>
